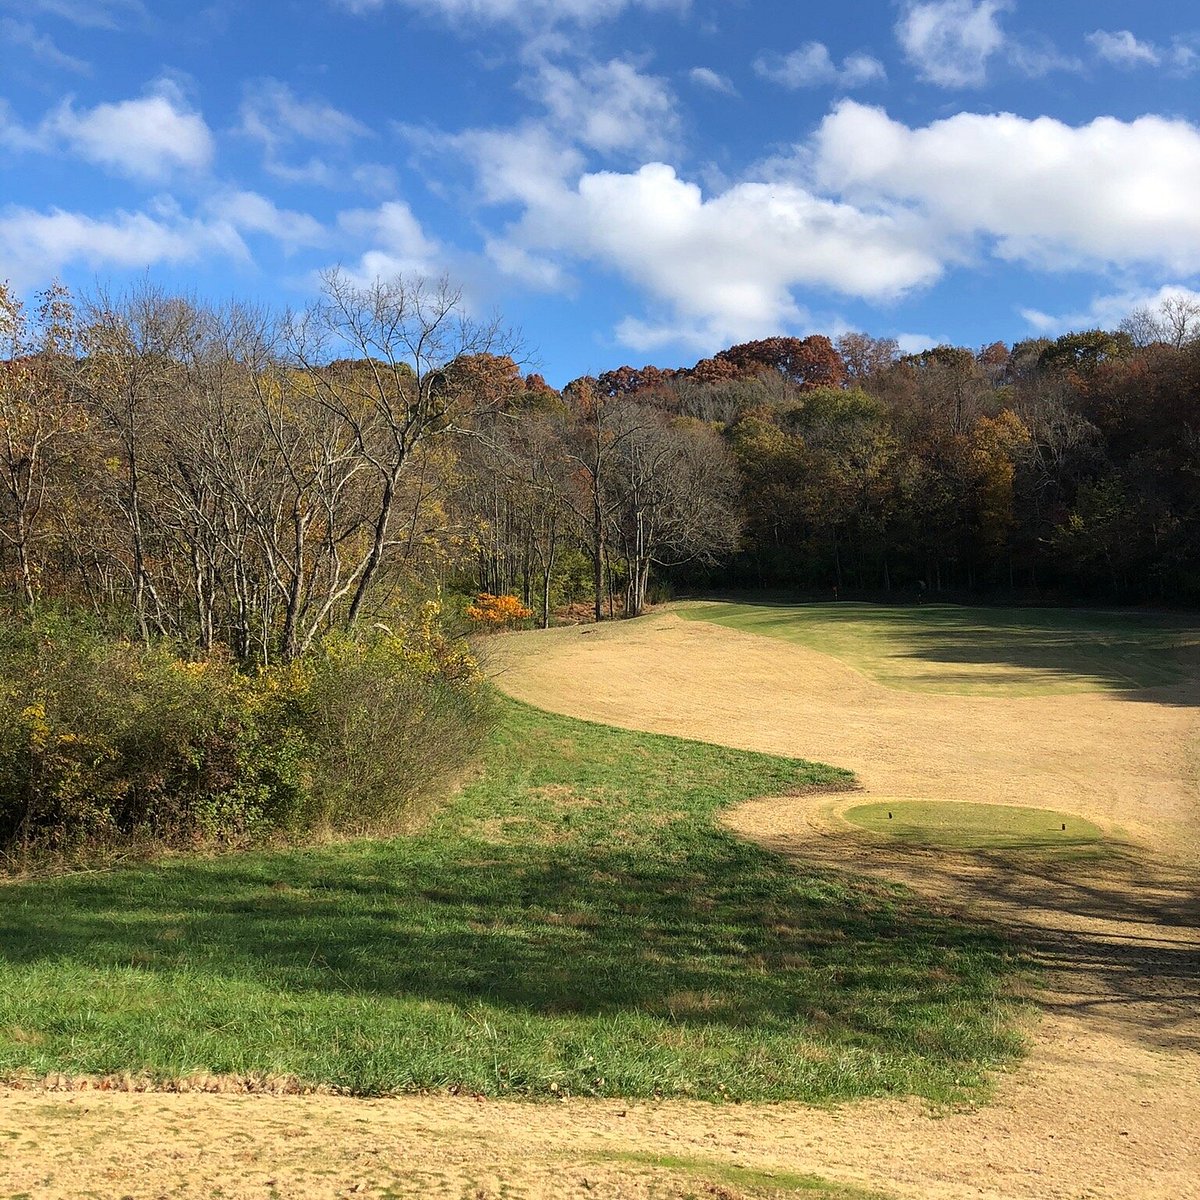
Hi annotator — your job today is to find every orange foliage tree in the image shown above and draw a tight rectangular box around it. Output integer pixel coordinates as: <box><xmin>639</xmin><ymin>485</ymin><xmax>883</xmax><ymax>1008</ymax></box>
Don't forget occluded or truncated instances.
<box><xmin>465</xmin><ymin>592</ymin><xmax>532</xmax><ymax>627</ymax></box>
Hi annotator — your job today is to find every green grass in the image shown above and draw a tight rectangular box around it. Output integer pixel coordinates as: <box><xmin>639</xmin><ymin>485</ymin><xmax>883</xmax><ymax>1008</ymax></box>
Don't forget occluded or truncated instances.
<box><xmin>845</xmin><ymin>801</ymin><xmax>1106</xmax><ymax>852</ymax></box>
<box><xmin>591</xmin><ymin>1151</ymin><xmax>892</xmax><ymax>1198</ymax></box>
<box><xmin>0</xmin><ymin>700</ymin><xmax>1026</xmax><ymax>1103</ymax></box>
<box><xmin>676</xmin><ymin>601</ymin><xmax>1200</xmax><ymax>695</ymax></box>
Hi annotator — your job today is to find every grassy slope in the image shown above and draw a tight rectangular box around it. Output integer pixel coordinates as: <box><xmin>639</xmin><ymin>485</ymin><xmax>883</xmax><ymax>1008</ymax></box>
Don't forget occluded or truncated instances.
<box><xmin>676</xmin><ymin>601</ymin><xmax>1199</xmax><ymax>695</ymax></box>
<box><xmin>0</xmin><ymin>701</ymin><xmax>1025</xmax><ymax>1103</ymax></box>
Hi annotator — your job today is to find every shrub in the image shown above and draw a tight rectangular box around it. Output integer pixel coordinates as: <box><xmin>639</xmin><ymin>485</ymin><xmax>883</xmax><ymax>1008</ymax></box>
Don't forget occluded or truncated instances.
<box><xmin>286</xmin><ymin>614</ymin><xmax>492</xmax><ymax>835</ymax></box>
<box><xmin>0</xmin><ymin>605</ymin><xmax>491</xmax><ymax>862</ymax></box>
<box><xmin>466</xmin><ymin>592</ymin><xmax>532</xmax><ymax>628</ymax></box>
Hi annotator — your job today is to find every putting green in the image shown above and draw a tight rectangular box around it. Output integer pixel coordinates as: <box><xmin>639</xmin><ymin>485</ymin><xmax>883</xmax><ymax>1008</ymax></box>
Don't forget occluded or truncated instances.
<box><xmin>844</xmin><ymin>800</ymin><xmax>1107</xmax><ymax>851</ymax></box>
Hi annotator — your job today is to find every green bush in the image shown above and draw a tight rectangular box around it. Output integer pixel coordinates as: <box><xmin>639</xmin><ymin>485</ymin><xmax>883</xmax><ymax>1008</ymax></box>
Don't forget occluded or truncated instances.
<box><xmin>287</xmin><ymin>618</ymin><xmax>493</xmax><ymax>835</ymax></box>
<box><xmin>0</xmin><ymin>605</ymin><xmax>491</xmax><ymax>861</ymax></box>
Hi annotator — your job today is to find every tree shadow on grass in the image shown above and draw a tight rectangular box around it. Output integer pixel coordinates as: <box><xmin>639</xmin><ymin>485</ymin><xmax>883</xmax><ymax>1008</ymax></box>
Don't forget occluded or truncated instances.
<box><xmin>0</xmin><ymin>827</ymin><xmax>1019</xmax><ymax>1059</ymax></box>
<box><xmin>688</xmin><ymin>600</ymin><xmax>1200</xmax><ymax>701</ymax></box>
<box><xmin>757</xmin><ymin>830</ymin><xmax>1200</xmax><ymax>1056</ymax></box>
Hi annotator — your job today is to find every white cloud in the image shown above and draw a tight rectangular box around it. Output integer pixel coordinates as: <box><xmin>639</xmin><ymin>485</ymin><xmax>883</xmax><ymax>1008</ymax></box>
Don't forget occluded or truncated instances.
<box><xmin>813</xmin><ymin>101</ymin><xmax>1200</xmax><ymax>274</ymax></box>
<box><xmin>206</xmin><ymin>191</ymin><xmax>328</xmax><ymax>251</ymax></box>
<box><xmin>896</xmin><ymin>0</ymin><xmax>1009</xmax><ymax>87</ymax></box>
<box><xmin>336</xmin><ymin>0</ymin><xmax>685</xmax><ymax>28</ymax></box>
<box><xmin>689</xmin><ymin>66</ymin><xmax>737</xmax><ymax>96</ymax></box>
<box><xmin>238</xmin><ymin>79</ymin><xmax>374</xmax><ymax>187</ymax></box>
<box><xmin>482</xmin><ymin>157</ymin><xmax>942</xmax><ymax>349</ymax></box>
<box><xmin>1021</xmin><ymin>284</ymin><xmax>1200</xmax><ymax>337</ymax></box>
<box><xmin>239</xmin><ymin>79</ymin><xmax>370</xmax><ymax>153</ymax></box>
<box><xmin>351</xmin><ymin>163</ymin><xmax>400</xmax><ymax>196</ymax></box>
<box><xmin>6</xmin><ymin>0</ymin><xmax>147</xmax><ymax>30</ymax></box>
<box><xmin>1007</xmin><ymin>38</ymin><xmax>1081</xmax><ymax>79</ymax></box>
<box><xmin>755</xmin><ymin>42</ymin><xmax>886</xmax><ymax>90</ymax></box>
<box><xmin>895</xmin><ymin>333</ymin><xmax>939</xmax><ymax>355</ymax></box>
<box><xmin>335</xmin><ymin>200</ymin><xmax>441</xmax><ymax>284</ymax></box>
<box><xmin>1086</xmin><ymin>29</ymin><xmax>1159</xmax><ymax>68</ymax></box>
<box><xmin>1087</xmin><ymin>29</ymin><xmax>1197</xmax><ymax>73</ymax></box>
<box><xmin>484</xmin><ymin>238</ymin><xmax>569</xmax><ymax>290</ymax></box>
<box><xmin>0</xmin><ymin>17</ymin><xmax>89</xmax><ymax>72</ymax></box>
<box><xmin>401</xmin><ymin>85</ymin><xmax>1200</xmax><ymax>356</ymax></box>
<box><xmin>0</xmin><ymin>203</ymin><xmax>246</xmax><ymax>288</ymax></box>
<box><xmin>449</xmin><ymin>123</ymin><xmax>585</xmax><ymax>207</ymax></box>
<box><xmin>48</xmin><ymin>82</ymin><xmax>214</xmax><ymax>179</ymax></box>
<box><xmin>0</xmin><ymin>101</ymin><xmax>44</xmax><ymax>152</ymax></box>
<box><xmin>472</xmin><ymin>96</ymin><xmax>1200</xmax><ymax>352</ymax></box>
<box><xmin>528</xmin><ymin>59</ymin><xmax>680</xmax><ymax>157</ymax></box>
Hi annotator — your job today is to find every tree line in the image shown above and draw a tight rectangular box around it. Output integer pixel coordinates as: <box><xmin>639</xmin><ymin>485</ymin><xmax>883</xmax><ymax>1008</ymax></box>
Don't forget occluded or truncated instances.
<box><xmin>3</xmin><ymin>275</ymin><xmax>1199</xmax><ymax>663</ymax></box>
<box><xmin>578</xmin><ymin>305</ymin><xmax>1200</xmax><ymax>605</ymax></box>
<box><xmin>0</xmin><ymin>274</ymin><xmax>739</xmax><ymax>657</ymax></box>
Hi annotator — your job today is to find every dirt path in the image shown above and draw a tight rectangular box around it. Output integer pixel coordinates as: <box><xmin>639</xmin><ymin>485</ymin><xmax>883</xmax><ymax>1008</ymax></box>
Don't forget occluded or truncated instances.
<box><xmin>4</xmin><ymin>612</ymin><xmax>1198</xmax><ymax>1200</ymax></box>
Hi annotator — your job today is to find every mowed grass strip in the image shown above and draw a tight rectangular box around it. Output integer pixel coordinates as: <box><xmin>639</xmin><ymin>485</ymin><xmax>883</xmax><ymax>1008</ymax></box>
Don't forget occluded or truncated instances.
<box><xmin>677</xmin><ymin>601</ymin><xmax>1200</xmax><ymax>695</ymax></box>
<box><xmin>0</xmin><ymin>701</ymin><xmax>1026</xmax><ymax>1102</ymax></box>
<box><xmin>844</xmin><ymin>801</ymin><xmax>1107</xmax><ymax>853</ymax></box>
<box><xmin>589</xmin><ymin>1152</ymin><xmax>892</xmax><ymax>1199</ymax></box>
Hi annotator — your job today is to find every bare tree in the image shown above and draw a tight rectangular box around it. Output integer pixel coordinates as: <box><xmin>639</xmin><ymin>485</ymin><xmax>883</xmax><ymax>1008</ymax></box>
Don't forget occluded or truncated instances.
<box><xmin>560</xmin><ymin>384</ymin><xmax>661</xmax><ymax>620</ymax></box>
<box><xmin>612</xmin><ymin>415</ymin><xmax>740</xmax><ymax>617</ymax></box>
<box><xmin>289</xmin><ymin>271</ymin><xmax>519</xmax><ymax>633</ymax></box>
<box><xmin>1122</xmin><ymin>294</ymin><xmax>1200</xmax><ymax>350</ymax></box>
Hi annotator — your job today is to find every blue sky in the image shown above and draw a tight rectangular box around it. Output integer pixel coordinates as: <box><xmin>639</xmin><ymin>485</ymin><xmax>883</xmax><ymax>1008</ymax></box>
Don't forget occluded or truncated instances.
<box><xmin>2</xmin><ymin>0</ymin><xmax>1199</xmax><ymax>384</ymax></box>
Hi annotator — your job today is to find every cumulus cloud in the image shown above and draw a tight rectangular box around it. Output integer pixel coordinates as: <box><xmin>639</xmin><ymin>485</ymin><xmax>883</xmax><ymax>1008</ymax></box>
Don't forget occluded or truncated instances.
<box><xmin>689</xmin><ymin>66</ymin><xmax>737</xmax><ymax>96</ymax></box>
<box><xmin>457</xmin><ymin>97</ymin><xmax>1200</xmax><ymax>353</ymax></box>
<box><xmin>0</xmin><ymin>203</ymin><xmax>245</xmax><ymax>288</ymax></box>
<box><xmin>896</xmin><ymin>0</ymin><xmax>1009</xmax><ymax>87</ymax></box>
<box><xmin>755</xmin><ymin>42</ymin><xmax>886</xmax><ymax>90</ymax></box>
<box><xmin>527</xmin><ymin>58</ymin><xmax>680</xmax><ymax>157</ymax></box>
<box><xmin>47</xmin><ymin>81</ymin><xmax>214</xmax><ymax>179</ymax></box>
<box><xmin>477</xmin><ymin>153</ymin><xmax>942</xmax><ymax>349</ymax></box>
<box><xmin>813</xmin><ymin>101</ymin><xmax>1200</xmax><ymax>274</ymax></box>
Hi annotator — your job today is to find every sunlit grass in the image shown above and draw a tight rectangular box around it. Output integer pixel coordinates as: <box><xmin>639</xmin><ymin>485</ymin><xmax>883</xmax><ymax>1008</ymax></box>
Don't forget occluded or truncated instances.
<box><xmin>590</xmin><ymin>1150</ymin><xmax>893</xmax><ymax>1198</ymax></box>
<box><xmin>676</xmin><ymin>601</ymin><xmax>1199</xmax><ymax>694</ymax></box>
<box><xmin>0</xmin><ymin>700</ymin><xmax>1026</xmax><ymax>1102</ymax></box>
<box><xmin>844</xmin><ymin>801</ymin><xmax>1107</xmax><ymax>853</ymax></box>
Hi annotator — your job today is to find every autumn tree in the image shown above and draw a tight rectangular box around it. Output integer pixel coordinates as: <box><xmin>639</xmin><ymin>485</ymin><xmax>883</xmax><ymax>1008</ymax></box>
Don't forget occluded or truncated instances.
<box><xmin>0</xmin><ymin>283</ymin><xmax>90</xmax><ymax>608</ymax></box>
<box><xmin>288</xmin><ymin>271</ymin><xmax>519</xmax><ymax>634</ymax></box>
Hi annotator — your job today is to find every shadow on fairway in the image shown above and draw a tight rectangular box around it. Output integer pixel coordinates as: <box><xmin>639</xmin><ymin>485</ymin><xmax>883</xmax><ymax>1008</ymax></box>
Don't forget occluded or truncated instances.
<box><xmin>755</xmin><ymin>828</ymin><xmax>1200</xmax><ymax>1056</ymax></box>
<box><xmin>682</xmin><ymin>600</ymin><xmax>1200</xmax><ymax>702</ymax></box>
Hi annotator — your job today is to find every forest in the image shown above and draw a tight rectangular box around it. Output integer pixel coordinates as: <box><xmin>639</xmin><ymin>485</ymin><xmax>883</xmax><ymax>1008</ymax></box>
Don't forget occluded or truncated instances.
<box><xmin>5</xmin><ymin>275</ymin><xmax>1199</xmax><ymax>642</ymax></box>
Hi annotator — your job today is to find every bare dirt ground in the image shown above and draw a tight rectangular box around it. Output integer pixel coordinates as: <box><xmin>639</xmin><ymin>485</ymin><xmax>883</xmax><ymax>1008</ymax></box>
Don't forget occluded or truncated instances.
<box><xmin>4</xmin><ymin>611</ymin><xmax>1198</xmax><ymax>1200</ymax></box>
